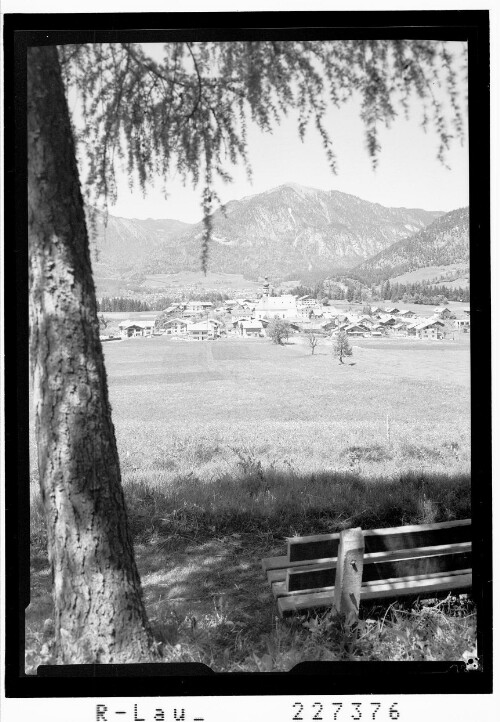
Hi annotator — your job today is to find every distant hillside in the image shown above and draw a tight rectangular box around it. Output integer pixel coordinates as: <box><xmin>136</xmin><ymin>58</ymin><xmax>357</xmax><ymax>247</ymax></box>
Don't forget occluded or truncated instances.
<box><xmin>88</xmin><ymin>208</ymin><xmax>191</xmax><ymax>276</ymax></box>
<box><xmin>352</xmin><ymin>207</ymin><xmax>469</xmax><ymax>284</ymax></box>
<box><xmin>388</xmin><ymin>263</ymin><xmax>469</xmax><ymax>288</ymax></box>
<box><xmin>90</xmin><ymin>184</ymin><xmax>443</xmax><ymax>283</ymax></box>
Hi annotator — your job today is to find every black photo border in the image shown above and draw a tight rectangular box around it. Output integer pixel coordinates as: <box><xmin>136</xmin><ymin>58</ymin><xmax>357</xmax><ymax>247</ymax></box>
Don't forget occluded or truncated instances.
<box><xmin>3</xmin><ymin>8</ymin><xmax>492</xmax><ymax>698</ymax></box>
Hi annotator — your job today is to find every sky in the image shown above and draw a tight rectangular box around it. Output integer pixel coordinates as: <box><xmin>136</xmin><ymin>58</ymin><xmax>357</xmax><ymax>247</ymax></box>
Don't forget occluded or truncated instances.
<box><xmin>90</xmin><ymin>40</ymin><xmax>470</xmax><ymax>224</ymax></box>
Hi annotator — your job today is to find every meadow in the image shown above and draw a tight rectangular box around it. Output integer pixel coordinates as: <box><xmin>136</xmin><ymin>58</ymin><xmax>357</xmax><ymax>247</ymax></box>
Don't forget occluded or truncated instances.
<box><xmin>102</xmin><ymin>334</ymin><xmax>470</xmax><ymax>483</ymax></box>
<box><xmin>27</xmin><ymin>334</ymin><xmax>474</xmax><ymax>672</ymax></box>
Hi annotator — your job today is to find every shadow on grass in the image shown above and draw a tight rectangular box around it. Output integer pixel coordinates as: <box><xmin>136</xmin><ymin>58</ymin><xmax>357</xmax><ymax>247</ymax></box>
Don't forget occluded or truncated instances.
<box><xmin>28</xmin><ymin>468</ymin><xmax>472</xmax><ymax>670</ymax></box>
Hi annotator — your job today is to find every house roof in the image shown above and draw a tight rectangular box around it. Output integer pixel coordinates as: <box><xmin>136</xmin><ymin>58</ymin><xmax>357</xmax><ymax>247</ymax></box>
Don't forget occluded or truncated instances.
<box><xmin>187</xmin><ymin>322</ymin><xmax>214</xmax><ymax>331</ymax></box>
<box><xmin>415</xmin><ymin>319</ymin><xmax>445</xmax><ymax>330</ymax></box>
<box><xmin>165</xmin><ymin>317</ymin><xmax>187</xmax><ymax>325</ymax></box>
<box><xmin>240</xmin><ymin>320</ymin><xmax>263</xmax><ymax>329</ymax></box>
<box><xmin>345</xmin><ymin>323</ymin><xmax>369</xmax><ymax>332</ymax></box>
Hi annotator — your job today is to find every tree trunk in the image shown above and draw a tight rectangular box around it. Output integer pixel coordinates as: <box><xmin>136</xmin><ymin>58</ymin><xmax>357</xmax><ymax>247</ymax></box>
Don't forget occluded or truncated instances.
<box><xmin>28</xmin><ymin>45</ymin><xmax>159</xmax><ymax>664</ymax></box>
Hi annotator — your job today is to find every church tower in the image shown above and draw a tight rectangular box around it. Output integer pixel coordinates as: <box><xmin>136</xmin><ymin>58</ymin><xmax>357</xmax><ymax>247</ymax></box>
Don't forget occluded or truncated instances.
<box><xmin>262</xmin><ymin>276</ymin><xmax>270</xmax><ymax>298</ymax></box>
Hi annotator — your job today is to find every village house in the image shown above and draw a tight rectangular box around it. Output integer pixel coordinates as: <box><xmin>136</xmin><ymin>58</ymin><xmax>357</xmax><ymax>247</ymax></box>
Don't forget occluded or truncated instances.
<box><xmin>405</xmin><ymin>321</ymin><xmax>420</xmax><ymax>337</ymax></box>
<box><xmin>163</xmin><ymin>318</ymin><xmax>189</xmax><ymax>335</ymax></box>
<box><xmin>454</xmin><ymin>318</ymin><xmax>471</xmax><ymax>331</ymax></box>
<box><xmin>415</xmin><ymin>319</ymin><xmax>445</xmax><ymax>339</ymax></box>
<box><xmin>398</xmin><ymin>309</ymin><xmax>417</xmax><ymax>318</ymax></box>
<box><xmin>161</xmin><ymin>303</ymin><xmax>186</xmax><ymax>315</ymax></box>
<box><xmin>238</xmin><ymin>320</ymin><xmax>264</xmax><ymax>337</ymax></box>
<box><xmin>379</xmin><ymin>317</ymin><xmax>398</xmax><ymax>328</ymax></box>
<box><xmin>391</xmin><ymin>322</ymin><xmax>408</xmax><ymax>336</ymax></box>
<box><xmin>309</xmin><ymin>307</ymin><xmax>324</xmax><ymax>319</ymax></box>
<box><xmin>230</xmin><ymin>304</ymin><xmax>252</xmax><ymax>317</ymax></box>
<box><xmin>433</xmin><ymin>307</ymin><xmax>453</xmax><ymax>319</ymax></box>
<box><xmin>186</xmin><ymin>320</ymin><xmax>221</xmax><ymax>341</ymax></box>
<box><xmin>384</xmin><ymin>307</ymin><xmax>400</xmax><ymax>314</ymax></box>
<box><xmin>296</xmin><ymin>295</ymin><xmax>316</xmax><ymax>308</ymax></box>
<box><xmin>118</xmin><ymin>320</ymin><xmax>155</xmax><ymax>338</ymax></box>
<box><xmin>344</xmin><ymin>323</ymin><xmax>370</xmax><ymax>337</ymax></box>
<box><xmin>185</xmin><ymin>300</ymin><xmax>214</xmax><ymax>314</ymax></box>
<box><xmin>321</xmin><ymin>319</ymin><xmax>339</xmax><ymax>333</ymax></box>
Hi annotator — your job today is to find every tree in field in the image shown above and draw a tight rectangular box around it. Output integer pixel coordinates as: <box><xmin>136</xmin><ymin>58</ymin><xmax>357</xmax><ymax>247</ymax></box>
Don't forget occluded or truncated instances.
<box><xmin>333</xmin><ymin>330</ymin><xmax>353</xmax><ymax>364</ymax></box>
<box><xmin>98</xmin><ymin>313</ymin><xmax>109</xmax><ymax>331</ymax></box>
<box><xmin>28</xmin><ymin>39</ymin><xmax>466</xmax><ymax>663</ymax></box>
<box><xmin>267</xmin><ymin>317</ymin><xmax>291</xmax><ymax>345</ymax></box>
<box><xmin>306</xmin><ymin>331</ymin><xmax>320</xmax><ymax>355</ymax></box>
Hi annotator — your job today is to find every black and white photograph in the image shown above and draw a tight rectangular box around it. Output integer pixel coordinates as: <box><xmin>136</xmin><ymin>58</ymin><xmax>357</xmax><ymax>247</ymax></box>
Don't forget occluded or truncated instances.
<box><xmin>2</xmin><ymin>6</ymin><xmax>493</xmax><ymax>705</ymax></box>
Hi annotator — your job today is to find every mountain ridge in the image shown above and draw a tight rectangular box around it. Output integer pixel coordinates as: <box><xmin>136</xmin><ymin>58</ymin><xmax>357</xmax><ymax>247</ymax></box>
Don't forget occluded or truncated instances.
<box><xmin>91</xmin><ymin>183</ymin><xmax>445</xmax><ymax>281</ymax></box>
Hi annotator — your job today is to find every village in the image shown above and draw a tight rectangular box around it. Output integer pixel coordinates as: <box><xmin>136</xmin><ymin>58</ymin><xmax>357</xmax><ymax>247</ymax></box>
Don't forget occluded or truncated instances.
<box><xmin>102</xmin><ymin>277</ymin><xmax>471</xmax><ymax>343</ymax></box>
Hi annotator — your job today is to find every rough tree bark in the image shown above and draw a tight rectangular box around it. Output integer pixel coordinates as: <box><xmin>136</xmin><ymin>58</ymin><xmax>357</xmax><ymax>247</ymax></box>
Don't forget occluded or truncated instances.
<box><xmin>28</xmin><ymin>45</ymin><xmax>159</xmax><ymax>663</ymax></box>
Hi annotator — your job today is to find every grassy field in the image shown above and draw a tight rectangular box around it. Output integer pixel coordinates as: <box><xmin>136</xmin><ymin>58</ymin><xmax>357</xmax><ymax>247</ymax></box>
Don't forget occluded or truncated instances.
<box><xmin>102</xmin><ymin>334</ymin><xmax>470</xmax><ymax>484</ymax></box>
<box><xmin>27</xmin><ymin>334</ymin><xmax>473</xmax><ymax>671</ymax></box>
<box><xmin>388</xmin><ymin>264</ymin><xmax>469</xmax><ymax>287</ymax></box>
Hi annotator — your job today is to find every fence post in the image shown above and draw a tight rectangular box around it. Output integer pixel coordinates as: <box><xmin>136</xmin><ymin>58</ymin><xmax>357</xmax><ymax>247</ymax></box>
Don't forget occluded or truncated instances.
<box><xmin>333</xmin><ymin>527</ymin><xmax>365</xmax><ymax>624</ymax></box>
